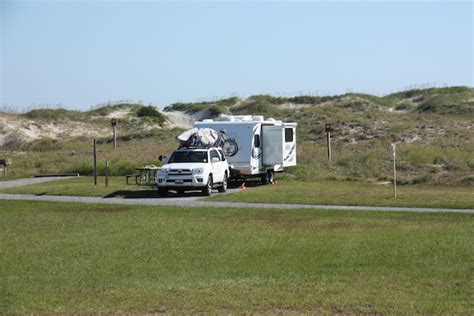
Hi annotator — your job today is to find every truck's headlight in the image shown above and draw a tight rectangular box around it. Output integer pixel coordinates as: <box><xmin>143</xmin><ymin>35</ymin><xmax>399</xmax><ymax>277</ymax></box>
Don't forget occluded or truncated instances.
<box><xmin>158</xmin><ymin>168</ymin><xmax>169</xmax><ymax>176</ymax></box>
<box><xmin>192</xmin><ymin>168</ymin><xmax>204</xmax><ymax>174</ymax></box>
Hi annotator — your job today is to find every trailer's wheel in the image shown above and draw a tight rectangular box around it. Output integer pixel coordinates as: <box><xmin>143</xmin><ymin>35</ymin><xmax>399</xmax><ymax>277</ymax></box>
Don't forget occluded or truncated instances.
<box><xmin>202</xmin><ymin>175</ymin><xmax>213</xmax><ymax>196</ymax></box>
<box><xmin>261</xmin><ymin>170</ymin><xmax>274</xmax><ymax>185</ymax></box>
<box><xmin>158</xmin><ymin>188</ymin><xmax>168</xmax><ymax>196</ymax></box>
<box><xmin>268</xmin><ymin>170</ymin><xmax>274</xmax><ymax>184</ymax></box>
<box><xmin>218</xmin><ymin>173</ymin><xmax>228</xmax><ymax>193</ymax></box>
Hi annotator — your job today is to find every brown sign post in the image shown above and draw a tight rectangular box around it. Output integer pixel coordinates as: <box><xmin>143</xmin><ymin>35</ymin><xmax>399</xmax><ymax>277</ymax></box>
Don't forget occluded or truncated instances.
<box><xmin>391</xmin><ymin>143</ymin><xmax>397</xmax><ymax>199</ymax></box>
<box><xmin>105</xmin><ymin>160</ymin><xmax>109</xmax><ymax>187</ymax></box>
<box><xmin>111</xmin><ymin>118</ymin><xmax>117</xmax><ymax>149</ymax></box>
<box><xmin>93</xmin><ymin>138</ymin><xmax>97</xmax><ymax>185</ymax></box>
<box><xmin>325</xmin><ymin>123</ymin><xmax>333</xmax><ymax>162</ymax></box>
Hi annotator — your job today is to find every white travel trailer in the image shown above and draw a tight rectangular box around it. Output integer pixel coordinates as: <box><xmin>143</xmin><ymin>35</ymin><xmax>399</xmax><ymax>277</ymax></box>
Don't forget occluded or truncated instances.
<box><xmin>194</xmin><ymin>115</ymin><xmax>297</xmax><ymax>184</ymax></box>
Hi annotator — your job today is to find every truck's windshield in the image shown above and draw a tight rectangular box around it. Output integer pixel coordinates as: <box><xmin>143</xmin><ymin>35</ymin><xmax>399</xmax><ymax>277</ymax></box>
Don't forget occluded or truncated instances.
<box><xmin>168</xmin><ymin>151</ymin><xmax>208</xmax><ymax>163</ymax></box>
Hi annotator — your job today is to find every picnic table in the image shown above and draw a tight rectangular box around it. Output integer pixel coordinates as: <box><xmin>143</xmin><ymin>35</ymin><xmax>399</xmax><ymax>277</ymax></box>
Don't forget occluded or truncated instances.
<box><xmin>135</xmin><ymin>165</ymin><xmax>161</xmax><ymax>186</ymax></box>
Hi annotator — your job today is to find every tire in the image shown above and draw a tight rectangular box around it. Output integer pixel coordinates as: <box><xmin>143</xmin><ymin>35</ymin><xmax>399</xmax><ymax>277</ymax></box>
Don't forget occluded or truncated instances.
<box><xmin>268</xmin><ymin>170</ymin><xmax>274</xmax><ymax>184</ymax></box>
<box><xmin>261</xmin><ymin>170</ymin><xmax>274</xmax><ymax>185</ymax></box>
<box><xmin>218</xmin><ymin>173</ymin><xmax>228</xmax><ymax>193</ymax></box>
<box><xmin>158</xmin><ymin>188</ymin><xmax>168</xmax><ymax>196</ymax></box>
<box><xmin>202</xmin><ymin>175</ymin><xmax>213</xmax><ymax>196</ymax></box>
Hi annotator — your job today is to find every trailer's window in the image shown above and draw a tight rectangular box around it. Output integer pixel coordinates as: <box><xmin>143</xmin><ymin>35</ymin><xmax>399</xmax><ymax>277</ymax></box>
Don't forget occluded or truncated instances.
<box><xmin>254</xmin><ymin>135</ymin><xmax>260</xmax><ymax>148</ymax></box>
<box><xmin>285</xmin><ymin>128</ymin><xmax>294</xmax><ymax>142</ymax></box>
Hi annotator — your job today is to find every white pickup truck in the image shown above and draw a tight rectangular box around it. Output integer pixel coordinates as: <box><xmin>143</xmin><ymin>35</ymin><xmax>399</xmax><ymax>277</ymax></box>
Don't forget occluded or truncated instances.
<box><xmin>156</xmin><ymin>147</ymin><xmax>229</xmax><ymax>196</ymax></box>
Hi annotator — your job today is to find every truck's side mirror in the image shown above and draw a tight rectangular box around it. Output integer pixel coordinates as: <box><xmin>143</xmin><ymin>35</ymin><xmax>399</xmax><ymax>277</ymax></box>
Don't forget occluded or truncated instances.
<box><xmin>211</xmin><ymin>157</ymin><xmax>219</xmax><ymax>164</ymax></box>
<box><xmin>159</xmin><ymin>155</ymin><xmax>168</xmax><ymax>163</ymax></box>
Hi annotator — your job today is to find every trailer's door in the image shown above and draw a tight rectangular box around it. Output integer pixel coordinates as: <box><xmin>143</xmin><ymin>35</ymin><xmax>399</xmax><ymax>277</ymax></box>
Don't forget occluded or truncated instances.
<box><xmin>262</xmin><ymin>125</ymin><xmax>284</xmax><ymax>165</ymax></box>
<box><xmin>283</xmin><ymin>125</ymin><xmax>297</xmax><ymax>167</ymax></box>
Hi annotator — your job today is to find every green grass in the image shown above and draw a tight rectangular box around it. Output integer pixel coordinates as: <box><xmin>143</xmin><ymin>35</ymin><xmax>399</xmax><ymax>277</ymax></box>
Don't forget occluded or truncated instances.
<box><xmin>209</xmin><ymin>180</ymin><xmax>474</xmax><ymax>209</ymax></box>
<box><xmin>0</xmin><ymin>176</ymin><xmax>157</xmax><ymax>197</ymax></box>
<box><xmin>0</xmin><ymin>200</ymin><xmax>472</xmax><ymax>313</ymax></box>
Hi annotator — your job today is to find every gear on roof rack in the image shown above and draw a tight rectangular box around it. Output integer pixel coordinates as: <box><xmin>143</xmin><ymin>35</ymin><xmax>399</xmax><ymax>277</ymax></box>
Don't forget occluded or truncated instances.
<box><xmin>176</xmin><ymin>128</ymin><xmax>238</xmax><ymax>156</ymax></box>
<box><xmin>177</xmin><ymin>128</ymin><xmax>218</xmax><ymax>148</ymax></box>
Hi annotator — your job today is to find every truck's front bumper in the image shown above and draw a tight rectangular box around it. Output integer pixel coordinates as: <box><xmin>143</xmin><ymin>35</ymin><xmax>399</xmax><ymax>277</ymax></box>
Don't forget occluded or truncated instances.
<box><xmin>156</xmin><ymin>174</ymin><xmax>208</xmax><ymax>188</ymax></box>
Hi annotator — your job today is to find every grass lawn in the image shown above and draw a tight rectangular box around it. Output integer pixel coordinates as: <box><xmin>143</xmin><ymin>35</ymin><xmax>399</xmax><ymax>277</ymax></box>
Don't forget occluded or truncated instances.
<box><xmin>0</xmin><ymin>176</ymin><xmax>158</xmax><ymax>198</ymax></box>
<box><xmin>0</xmin><ymin>200</ymin><xmax>473</xmax><ymax>313</ymax></box>
<box><xmin>209</xmin><ymin>180</ymin><xmax>474</xmax><ymax>209</ymax></box>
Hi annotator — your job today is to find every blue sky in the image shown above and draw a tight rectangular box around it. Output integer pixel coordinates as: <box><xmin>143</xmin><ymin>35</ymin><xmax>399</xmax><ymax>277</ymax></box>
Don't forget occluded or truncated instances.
<box><xmin>1</xmin><ymin>1</ymin><xmax>472</xmax><ymax>110</ymax></box>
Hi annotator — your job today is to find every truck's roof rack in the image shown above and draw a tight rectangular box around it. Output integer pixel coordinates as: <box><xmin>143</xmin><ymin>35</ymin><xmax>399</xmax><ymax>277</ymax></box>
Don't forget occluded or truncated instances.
<box><xmin>177</xmin><ymin>146</ymin><xmax>220</xmax><ymax>150</ymax></box>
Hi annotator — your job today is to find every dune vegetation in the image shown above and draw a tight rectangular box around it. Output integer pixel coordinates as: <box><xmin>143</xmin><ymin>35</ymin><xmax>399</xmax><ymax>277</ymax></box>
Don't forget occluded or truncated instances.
<box><xmin>0</xmin><ymin>86</ymin><xmax>472</xmax><ymax>186</ymax></box>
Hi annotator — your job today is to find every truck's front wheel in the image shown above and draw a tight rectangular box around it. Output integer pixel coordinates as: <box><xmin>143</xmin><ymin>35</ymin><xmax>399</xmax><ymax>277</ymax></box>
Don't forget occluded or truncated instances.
<box><xmin>202</xmin><ymin>175</ymin><xmax>213</xmax><ymax>196</ymax></box>
<box><xmin>218</xmin><ymin>173</ymin><xmax>228</xmax><ymax>193</ymax></box>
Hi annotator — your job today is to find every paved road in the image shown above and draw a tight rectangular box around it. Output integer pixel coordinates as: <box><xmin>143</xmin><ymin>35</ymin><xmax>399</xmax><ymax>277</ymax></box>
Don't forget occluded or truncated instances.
<box><xmin>0</xmin><ymin>176</ymin><xmax>75</xmax><ymax>190</ymax></box>
<box><xmin>0</xmin><ymin>192</ymin><xmax>473</xmax><ymax>214</ymax></box>
<box><xmin>0</xmin><ymin>177</ymin><xmax>473</xmax><ymax>213</ymax></box>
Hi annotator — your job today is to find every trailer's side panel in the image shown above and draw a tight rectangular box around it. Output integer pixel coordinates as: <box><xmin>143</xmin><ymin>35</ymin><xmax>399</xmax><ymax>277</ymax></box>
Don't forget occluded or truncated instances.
<box><xmin>194</xmin><ymin>122</ymin><xmax>261</xmax><ymax>175</ymax></box>
<box><xmin>262</xmin><ymin>126</ymin><xmax>284</xmax><ymax>165</ymax></box>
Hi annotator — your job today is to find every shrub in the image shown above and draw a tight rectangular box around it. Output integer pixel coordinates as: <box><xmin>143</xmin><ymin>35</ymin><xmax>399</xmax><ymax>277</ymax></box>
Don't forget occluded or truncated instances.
<box><xmin>28</xmin><ymin>138</ymin><xmax>63</xmax><ymax>152</ymax></box>
<box><xmin>2</xmin><ymin>134</ymin><xmax>25</xmax><ymax>150</ymax></box>
<box><xmin>461</xmin><ymin>175</ymin><xmax>474</xmax><ymax>185</ymax></box>
<box><xmin>287</xmin><ymin>95</ymin><xmax>334</xmax><ymax>105</ymax></box>
<box><xmin>233</xmin><ymin>99</ymin><xmax>279</xmax><ymax>115</ymax></box>
<box><xmin>394</xmin><ymin>102</ymin><xmax>411</xmax><ymax>111</ymax></box>
<box><xmin>69</xmin><ymin>162</ymin><xmax>94</xmax><ymax>176</ymax></box>
<box><xmin>136</xmin><ymin>105</ymin><xmax>160</xmax><ymax>118</ymax></box>
<box><xmin>136</xmin><ymin>106</ymin><xmax>166</xmax><ymax>125</ymax></box>
<box><xmin>23</xmin><ymin>108</ymin><xmax>81</xmax><ymax>120</ymax></box>
<box><xmin>164</xmin><ymin>97</ymin><xmax>239</xmax><ymax>113</ymax></box>
<box><xmin>110</xmin><ymin>161</ymin><xmax>136</xmax><ymax>176</ymax></box>
<box><xmin>88</xmin><ymin>103</ymin><xmax>142</xmax><ymax>116</ymax></box>
<box><xmin>69</xmin><ymin>161</ymin><xmax>141</xmax><ymax>176</ymax></box>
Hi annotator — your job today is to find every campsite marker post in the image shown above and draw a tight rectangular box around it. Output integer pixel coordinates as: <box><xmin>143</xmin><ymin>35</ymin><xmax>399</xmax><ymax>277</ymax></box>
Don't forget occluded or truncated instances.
<box><xmin>325</xmin><ymin>123</ymin><xmax>333</xmax><ymax>162</ymax></box>
<box><xmin>391</xmin><ymin>143</ymin><xmax>397</xmax><ymax>199</ymax></box>
<box><xmin>111</xmin><ymin>118</ymin><xmax>117</xmax><ymax>149</ymax></box>
<box><xmin>105</xmin><ymin>160</ymin><xmax>109</xmax><ymax>187</ymax></box>
<box><xmin>93</xmin><ymin>138</ymin><xmax>97</xmax><ymax>186</ymax></box>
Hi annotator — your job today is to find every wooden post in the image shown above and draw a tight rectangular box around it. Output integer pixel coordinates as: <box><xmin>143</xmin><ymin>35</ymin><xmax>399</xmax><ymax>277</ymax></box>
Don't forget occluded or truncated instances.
<box><xmin>325</xmin><ymin>123</ymin><xmax>333</xmax><ymax>162</ymax></box>
<box><xmin>105</xmin><ymin>160</ymin><xmax>109</xmax><ymax>187</ymax></box>
<box><xmin>327</xmin><ymin>131</ymin><xmax>332</xmax><ymax>161</ymax></box>
<box><xmin>93</xmin><ymin>138</ymin><xmax>97</xmax><ymax>186</ymax></box>
<box><xmin>113</xmin><ymin>125</ymin><xmax>117</xmax><ymax>149</ymax></box>
<box><xmin>111</xmin><ymin>119</ymin><xmax>117</xmax><ymax>149</ymax></box>
<box><xmin>315</xmin><ymin>142</ymin><xmax>319</xmax><ymax>164</ymax></box>
<box><xmin>391</xmin><ymin>143</ymin><xmax>397</xmax><ymax>199</ymax></box>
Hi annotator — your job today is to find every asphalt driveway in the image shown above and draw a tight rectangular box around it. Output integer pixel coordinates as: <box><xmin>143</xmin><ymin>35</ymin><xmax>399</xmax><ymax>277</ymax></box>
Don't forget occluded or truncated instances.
<box><xmin>0</xmin><ymin>178</ymin><xmax>472</xmax><ymax>214</ymax></box>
